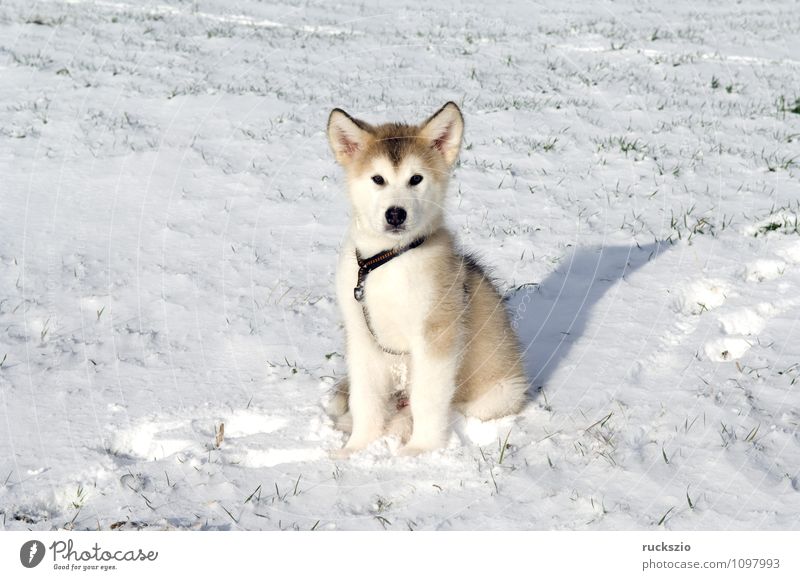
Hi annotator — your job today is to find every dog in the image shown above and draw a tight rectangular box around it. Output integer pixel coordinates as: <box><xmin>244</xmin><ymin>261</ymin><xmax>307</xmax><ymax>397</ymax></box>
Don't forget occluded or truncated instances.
<box><xmin>325</xmin><ymin>102</ymin><xmax>527</xmax><ymax>457</ymax></box>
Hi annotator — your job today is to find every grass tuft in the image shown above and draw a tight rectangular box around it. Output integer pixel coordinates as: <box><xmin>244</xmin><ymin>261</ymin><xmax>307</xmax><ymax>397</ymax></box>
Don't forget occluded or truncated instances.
<box><xmin>498</xmin><ymin>429</ymin><xmax>513</xmax><ymax>465</ymax></box>
<box><xmin>657</xmin><ymin>506</ymin><xmax>675</xmax><ymax>526</ymax></box>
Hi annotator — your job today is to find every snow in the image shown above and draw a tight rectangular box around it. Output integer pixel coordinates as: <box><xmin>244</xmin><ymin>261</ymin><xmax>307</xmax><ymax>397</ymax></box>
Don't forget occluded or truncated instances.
<box><xmin>1</xmin><ymin>0</ymin><xmax>799</xmax><ymax>530</ymax></box>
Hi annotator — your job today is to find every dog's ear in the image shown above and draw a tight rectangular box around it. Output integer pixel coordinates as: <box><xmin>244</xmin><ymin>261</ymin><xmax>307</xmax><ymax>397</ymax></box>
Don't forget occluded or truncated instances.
<box><xmin>419</xmin><ymin>102</ymin><xmax>464</xmax><ymax>167</ymax></box>
<box><xmin>327</xmin><ymin>109</ymin><xmax>372</xmax><ymax>166</ymax></box>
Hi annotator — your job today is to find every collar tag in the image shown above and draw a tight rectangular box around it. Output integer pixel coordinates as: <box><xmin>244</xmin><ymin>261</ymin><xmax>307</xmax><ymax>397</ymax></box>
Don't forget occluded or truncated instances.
<box><xmin>354</xmin><ymin>277</ymin><xmax>366</xmax><ymax>302</ymax></box>
<box><xmin>352</xmin><ymin>236</ymin><xmax>426</xmax><ymax>303</ymax></box>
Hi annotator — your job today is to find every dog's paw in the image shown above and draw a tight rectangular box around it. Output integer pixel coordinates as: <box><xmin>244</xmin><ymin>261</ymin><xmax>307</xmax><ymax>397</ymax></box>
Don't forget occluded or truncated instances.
<box><xmin>397</xmin><ymin>445</ymin><xmax>425</xmax><ymax>457</ymax></box>
<box><xmin>397</xmin><ymin>442</ymin><xmax>442</xmax><ymax>457</ymax></box>
<box><xmin>329</xmin><ymin>447</ymin><xmax>358</xmax><ymax>460</ymax></box>
<box><xmin>329</xmin><ymin>435</ymin><xmax>377</xmax><ymax>459</ymax></box>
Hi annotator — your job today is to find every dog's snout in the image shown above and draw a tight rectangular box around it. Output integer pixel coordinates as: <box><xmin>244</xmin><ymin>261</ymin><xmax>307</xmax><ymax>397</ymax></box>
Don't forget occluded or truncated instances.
<box><xmin>385</xmin><ymin>206</ymin><xmax>407</xmax><ymax>228</ymax></box>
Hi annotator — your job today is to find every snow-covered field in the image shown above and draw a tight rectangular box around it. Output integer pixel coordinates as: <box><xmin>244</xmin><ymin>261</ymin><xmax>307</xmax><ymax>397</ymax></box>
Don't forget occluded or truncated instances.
<box><xmin>1</xmin><ymin>0</ymin><xmax>799</xmax><ymax>531</ymax></box>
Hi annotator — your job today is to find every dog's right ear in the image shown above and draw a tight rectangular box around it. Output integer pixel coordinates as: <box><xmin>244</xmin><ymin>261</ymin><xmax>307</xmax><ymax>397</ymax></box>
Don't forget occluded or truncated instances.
<box><xmin>327</xmin><ymin>109</ymin><xmax>372</xmax><ymax>166</ymax></box>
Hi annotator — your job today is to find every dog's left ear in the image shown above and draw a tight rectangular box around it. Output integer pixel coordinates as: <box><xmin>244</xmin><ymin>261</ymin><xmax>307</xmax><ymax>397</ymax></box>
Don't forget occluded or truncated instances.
<box><xmin>420</xmin><ymin>102</ymin><xmax>464</xmax><ymax>166</ymax></box>
<box><xmin>327</xmin><ymin>109</ymin><xmax>372</xmax><ymax>166</ymax></box>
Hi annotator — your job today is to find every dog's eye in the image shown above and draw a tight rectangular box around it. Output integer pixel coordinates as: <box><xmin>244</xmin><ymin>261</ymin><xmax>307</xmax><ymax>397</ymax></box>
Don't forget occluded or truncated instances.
<box><xmin>371</xmin><ymin>175</ymin><xmax>385</xmax><ymax>186</ymax></box>
<box><xmin>409</xmin><ymin>174</ymin><xmax>423</xmax><ymax>186</ymax></box>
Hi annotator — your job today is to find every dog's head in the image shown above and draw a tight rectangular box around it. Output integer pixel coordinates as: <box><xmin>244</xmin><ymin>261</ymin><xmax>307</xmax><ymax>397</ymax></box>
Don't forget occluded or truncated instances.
<box><xmin>326</xmin><ymin>102</ymin><xmax>464</xmax><ymax>243</ymax></box>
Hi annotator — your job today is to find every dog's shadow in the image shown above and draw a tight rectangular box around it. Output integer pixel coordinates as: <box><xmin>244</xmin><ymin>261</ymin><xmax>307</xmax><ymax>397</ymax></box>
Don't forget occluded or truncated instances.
<box><xmin>507</xmin><ymin>242</ymin><xmax>664</xmax><ymax>396</ymax></box>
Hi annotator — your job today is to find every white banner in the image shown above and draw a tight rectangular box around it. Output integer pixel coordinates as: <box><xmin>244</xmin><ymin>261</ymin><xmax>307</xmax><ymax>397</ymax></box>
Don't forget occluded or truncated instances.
<box><xmin>1</xmin><ymin>532</ymin><xmax>798</xmax><ymax>578</ymax></box>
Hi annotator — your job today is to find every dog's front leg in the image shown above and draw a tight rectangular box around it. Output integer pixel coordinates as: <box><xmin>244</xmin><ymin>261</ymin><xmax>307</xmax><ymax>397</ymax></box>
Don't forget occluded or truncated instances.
<box><xmin>333</xmin><ymin>329</ymin><xmax>392</xmax><ymax>457</ymax></box>
<box><xmin>401</xmin><ymin>340</ymin><xmax>460</xmax><ymax>455</ymax></box>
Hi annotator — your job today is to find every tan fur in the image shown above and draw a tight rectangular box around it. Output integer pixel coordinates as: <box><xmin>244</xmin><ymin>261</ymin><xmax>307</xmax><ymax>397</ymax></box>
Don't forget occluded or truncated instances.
<box><xmin>423</xmin><ymin>238</ymin><xmax>466</xmax><ymax>358</ymax></box>
<box><xmin>326</xmin><ymin>102</ymin><xmax>528</xmax><ymax>455</ymax></box>
<box><xmin>425</xmin><ymin>230</ymin><xmax>527</xmax><ymax>415</ymax></box>
<box><xmin>329</xmin><ymin>110</ymin><xmax>454</xmax><ymax>186</ymax></box>
<box><xmin>328</xmin><ymin>227</ymin><xmax>527</xmax><ymax>428</ymax></box>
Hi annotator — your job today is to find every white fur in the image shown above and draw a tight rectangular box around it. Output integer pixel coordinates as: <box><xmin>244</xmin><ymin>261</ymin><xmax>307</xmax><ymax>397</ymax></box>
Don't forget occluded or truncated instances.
<box><xmin>327</xmin><ymin>102</ymin><xmax>523</xmax><ymax>457</ymax></box>
<box><xmin>334</xmin><ymin>234</ymin><xmax>454</xmax><ymax>455</ymax></box>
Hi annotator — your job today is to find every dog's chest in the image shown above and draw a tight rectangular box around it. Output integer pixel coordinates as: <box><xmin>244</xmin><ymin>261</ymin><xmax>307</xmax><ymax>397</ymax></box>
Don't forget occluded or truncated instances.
<box><xmin>362</xmin><ymin>260</ymin><xmax>427</xmax><ymax>351</ymax></box>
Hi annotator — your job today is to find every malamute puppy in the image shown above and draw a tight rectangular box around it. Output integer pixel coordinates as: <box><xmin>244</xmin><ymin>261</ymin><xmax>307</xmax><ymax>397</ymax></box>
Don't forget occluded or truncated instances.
<box><xmin>326</xmin><ymin>102</ymin><xmax>527</xmax><ymax>457</ymax></box>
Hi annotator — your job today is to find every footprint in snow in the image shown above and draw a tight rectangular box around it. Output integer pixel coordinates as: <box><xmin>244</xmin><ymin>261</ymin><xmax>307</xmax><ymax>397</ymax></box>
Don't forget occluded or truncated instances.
<box><xmin>704</xmin><ymin>336</ymin><xmax>752</xmax><ymax>362</ymax></box>
<box><xmin>107</xmin><ymin>408</ymin><xmax>324</xmax><ymax>467</ymax></box>
<box><xmin>671</xmin><ymin>278</ymin><xmax>729</xmax><ymax>316</ymax></box>
<box><xmin>774</xmin><ymin>242</ymin><xmax>800</xmax><ymax>265</ymax></box>
<box><xmin>716</xmin><ymin>307</ymin><xmax>770</xmax><ymax>336</ymax></box>
<box><xmin>743</xmin><ymin>259</ymin><xmax>786</xmax><ymax>283</ymax></box>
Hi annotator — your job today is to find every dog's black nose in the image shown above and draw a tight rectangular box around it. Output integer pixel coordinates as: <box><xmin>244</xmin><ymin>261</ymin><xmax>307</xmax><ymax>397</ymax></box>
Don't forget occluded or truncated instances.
<box><xmin>385</xmin><ymin>206</ymin><xmax>407</xmax><ymax>227</ymax></box>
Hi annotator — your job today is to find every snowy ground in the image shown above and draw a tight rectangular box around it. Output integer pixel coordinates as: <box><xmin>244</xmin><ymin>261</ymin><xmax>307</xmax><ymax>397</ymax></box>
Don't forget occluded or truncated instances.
<box><xmin>1</xmin><ymin>0</ymin><xmax>799</xmax><ymax>531</ymax></box>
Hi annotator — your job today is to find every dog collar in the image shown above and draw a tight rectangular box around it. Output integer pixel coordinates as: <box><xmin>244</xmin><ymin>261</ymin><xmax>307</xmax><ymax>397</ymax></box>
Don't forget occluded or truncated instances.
<box><xmin>353</xmin><ymin>236</ymin><xmax>426</xmax><ymax>302</ymax></box>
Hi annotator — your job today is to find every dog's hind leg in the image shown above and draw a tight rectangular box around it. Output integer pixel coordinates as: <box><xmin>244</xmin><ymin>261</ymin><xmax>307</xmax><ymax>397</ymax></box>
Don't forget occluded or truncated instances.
<box><xmin>325</xmin><ymin>377</ymin><xmax>350</xmax><ymax>416</ymax></box>
<box><xmin>455</xmin><ymin>377</ymin><xmax>528</xmax><ymax>421</ymax></box>
<box><xmin>324</xmin><ymin>377</ymin><xmax>352</xmax><ymax>433</ymax></box>
<box><xmin>326</xmin><ymin>378</ymin><xmax>414</xmax><ymax>440</ymax></box>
